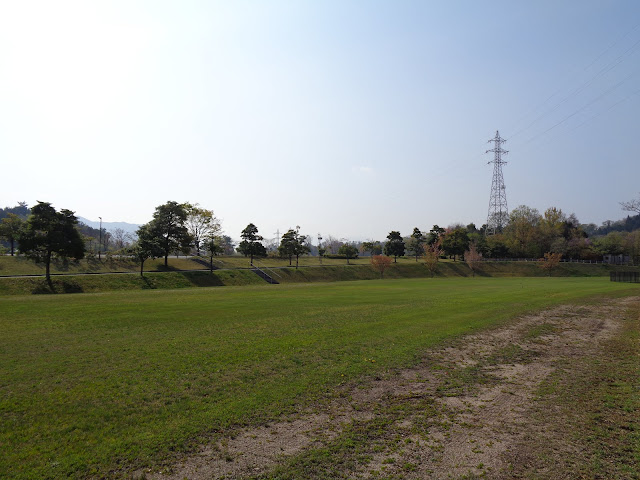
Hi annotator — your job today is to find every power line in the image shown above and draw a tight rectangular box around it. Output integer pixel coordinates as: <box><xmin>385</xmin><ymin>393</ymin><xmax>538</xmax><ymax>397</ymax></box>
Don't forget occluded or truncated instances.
<box><xmin>507</xmin><ymin>24</ymin><xmax>640</xmax><ymax>142</ymax></box>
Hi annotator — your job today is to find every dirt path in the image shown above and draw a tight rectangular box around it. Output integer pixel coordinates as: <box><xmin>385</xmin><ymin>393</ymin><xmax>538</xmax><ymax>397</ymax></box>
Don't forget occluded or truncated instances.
<box><xmin>146</xmin><ymin>297</ymin><xmax>635</xmax><ymax>480</ymax></box>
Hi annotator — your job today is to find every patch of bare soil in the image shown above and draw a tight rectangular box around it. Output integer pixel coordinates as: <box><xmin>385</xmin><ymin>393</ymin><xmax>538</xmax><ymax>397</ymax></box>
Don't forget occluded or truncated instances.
<box><xmin>146</xmin><ymin>297</ymin><xmax>636</xmax><ymax>480</ymax></box>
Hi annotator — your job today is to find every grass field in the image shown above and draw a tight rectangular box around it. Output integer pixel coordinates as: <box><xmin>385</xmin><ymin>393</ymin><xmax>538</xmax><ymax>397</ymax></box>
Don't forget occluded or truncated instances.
<box><xmin>1</xmin><ymin>254</ymin><xmax>637</xmax><ymax>297</ymax></box>
<box><xmin>1</xmin><ymin>277</ymin><xmax>637</xmax><ymax>478</ymax></box>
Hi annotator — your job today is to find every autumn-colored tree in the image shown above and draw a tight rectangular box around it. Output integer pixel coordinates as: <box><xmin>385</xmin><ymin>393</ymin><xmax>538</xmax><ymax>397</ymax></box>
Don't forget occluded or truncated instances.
<box><xmin>465</xmin><ymin>241</ymin><xmax>483</xmax><ymax>277</ymax></box>
<box><xmin>538</xmin><ymin>252</ymin><xmax>563</xmax><ymax>276</ymax></box>
<box><xmin>423</xmin><ymin>239</ymin><xmax>442</xmax><ymax>277</ymax></box>
<box><xmin>371</xmin><ymin>255</ymin><xmax>392</xmax><ymax>278</ymax></box>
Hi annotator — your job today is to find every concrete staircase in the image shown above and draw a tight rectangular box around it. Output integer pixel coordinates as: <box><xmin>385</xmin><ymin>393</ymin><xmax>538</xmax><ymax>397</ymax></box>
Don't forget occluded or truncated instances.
<box><xmin>251</xmin><ymin>265</ymin><xmax>279</xmax><ymax>284</ymax></box>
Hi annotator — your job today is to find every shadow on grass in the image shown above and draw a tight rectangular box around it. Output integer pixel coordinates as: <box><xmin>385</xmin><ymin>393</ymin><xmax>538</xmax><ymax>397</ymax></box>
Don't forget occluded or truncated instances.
<box><xmin>180</xmin><ymin>271</ymin><xmax>224</xmax><ymax>287</ymax></box>
<box><xmin>32</xmin><ymin>278</ymin><xmax>84</xmax><ymax>294</ymax></box>
<box><xmin>443</xmin><ymin>262</ymin><xmax>470</xmax><ymax>277</ymax></box>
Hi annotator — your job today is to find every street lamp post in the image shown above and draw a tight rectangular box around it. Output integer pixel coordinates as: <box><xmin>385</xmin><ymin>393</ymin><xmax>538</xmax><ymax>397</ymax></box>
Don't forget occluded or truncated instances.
<box><xmin>99</xmin><ymin>217</ymin><xmax>102</xmax><ymax>261</ymax></box>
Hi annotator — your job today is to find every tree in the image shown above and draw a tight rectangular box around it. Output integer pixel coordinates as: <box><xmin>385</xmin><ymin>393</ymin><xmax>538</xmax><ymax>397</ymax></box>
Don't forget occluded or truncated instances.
<box><xmin>202</xmin><ymin>235</ymin><xmax>224</xmax><ymax>274</ymax></box>
<box><xmin>505</xmin><ymin>205</ymin><xmax>542</xmax><ymax>258</ymax></box>
<box><xmin>361</xmin><ymin>241</ymin><xmax>382</xmax><ymax>258</ymax></box>
<box><xmin>149</xmin><ymin>201</ymin><xmax>192</xmax><ymax>267</ymax></box>
<box><xmin>278</xmin><ymin>227</ymin><xmax>310</xmax><ymax>269</ymax></box>
<box><xmin>18</xmin><ymin>201</ymin><xmax>85</xmax><ymax>285</ymax></box>
<box><xmin>110</xmin><ymin>228</ymin><xmax>133</xmax><ymax>250</ymax></box>
<box><xmin>465</xmin><ymin>241</ymin><xmax>483</xmax><ymax>277</ymax></box>
<box><xmin>371</xmin><ymin>255</ymin><xmax>392</xmax><ymax>278</ymax></box>
<box><xmin>620</xmin><ymin>194</ymin><xmax>640</xmax><ymax>215</ymax></box>
<box><xmin>0</xmin><ymin>213</ymin><xmax>23</xmax><ymax>255</ymax></box>
<box><xmin>441</xmin><ymin>227</ymin><xmax>469</xmax><ymax>261</ymax></box>
<box><xmin>384</xmin><ymin>231</ymin><xmax>405</xmax><ymax>263</ymax></box>
<box><xmin>423</xmin><ymin>239</ymin><xmax>442</xmax><ymax>277</ymax></box>
<box><xmin>218</xmin><ymin>235</ymin><xmax>236</xmax><ymax>255</ymax></box>
<box><xmin>185</xmin><ymin>204</ymin><xmax>221</xmax><ymax>256</ymax></box>
<box><xmin>539</xmin><ymin>252</ymin><xmax>563</xmax><ymax>276</ymax></box>
<box><xmin>130</xmin><ymin>224</ymin><xmax>163</xmax><ymax>277</ymax></box>
<box><xmin>427</xmin><ymin>225</ymin><xmax>445</xmax><ymax>245</ymax></box>
<box><xmin>406</xmin><ymin>227</ymin><xmax>425</xmax><ymax>262</ymax></box>
<box><xmin>338</xmin><ymin>243</ymin><xmax>359</xmax><ymax>264</ymax></box>
<box><xmin>237</xmin><ymin>223</ymin><xmax>267</xmax><ymax>265</ymax></box>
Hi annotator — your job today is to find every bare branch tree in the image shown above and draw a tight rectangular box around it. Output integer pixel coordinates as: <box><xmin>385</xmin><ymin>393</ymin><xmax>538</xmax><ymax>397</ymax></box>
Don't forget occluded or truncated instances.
<box><xmin>620</xmin><ymin>194</ymin><xmax>640</xmax><ymax>215</ymax></box>
<box><xmin>423</xmin><ymin>239</ymin><xmax>442</xmax><ymax>277</ymax></box>
<box><xmin>465</xmin><ymin>241</ymin><xmax>483</xmax><ymax>277</ymax></box>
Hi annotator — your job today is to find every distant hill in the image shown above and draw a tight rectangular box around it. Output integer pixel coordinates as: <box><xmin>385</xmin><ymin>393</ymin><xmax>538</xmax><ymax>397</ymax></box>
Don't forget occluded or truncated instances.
<box><xmin>78</xmin><ymin>217</ymin><xmax>140</xmax><ymax>234</ymax></box>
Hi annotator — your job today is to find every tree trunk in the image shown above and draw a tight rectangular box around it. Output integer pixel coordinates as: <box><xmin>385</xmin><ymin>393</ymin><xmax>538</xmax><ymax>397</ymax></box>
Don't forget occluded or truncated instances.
<box><xmin>45</xmin><ymin>251</ymin><xmax>52</xmax><ymax>289</ymax></box>
<box><xmin>295</xmin><ymin>255</ymin><xmax>299</xmax><ymax>269</ymax></box>
<box><xmin>140</xmin><ymin>259</ymin><xmax>145</xmax><ymax>277</ymax></box>
<box><xmin>10</xmin><ymin>239</ymin><xmax>14</xmax><ymax>256</ymax></box>
<box><xmin>164</xmin><ymin>254</ymin><xmax>168</xmax><ymax>267</ymax></box>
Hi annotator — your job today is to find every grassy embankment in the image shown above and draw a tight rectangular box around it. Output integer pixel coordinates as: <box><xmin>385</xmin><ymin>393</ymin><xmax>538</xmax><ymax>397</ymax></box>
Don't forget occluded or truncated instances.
<box><xmin>1</xmin><ymin>277</ymin><xmax>637</xmax><ymax>478</ymax></box>
<box><xmin>0</xmin><ymin>254</ymin><xmax>636</xmax><ymax>295</ymax></box>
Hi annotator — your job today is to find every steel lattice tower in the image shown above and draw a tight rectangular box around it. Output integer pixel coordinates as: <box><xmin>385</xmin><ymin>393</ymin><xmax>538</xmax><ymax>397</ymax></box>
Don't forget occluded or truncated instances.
<box><xmin>485</xmin><ymin>130</ymin><xmax>509</xmax><ymax>235</ymax></box>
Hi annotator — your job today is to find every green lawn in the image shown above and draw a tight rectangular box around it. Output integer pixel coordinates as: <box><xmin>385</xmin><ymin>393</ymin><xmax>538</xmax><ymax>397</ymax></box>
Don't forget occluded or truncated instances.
<box><xmin>0</xmin><ymin>277</ymin><xmax>637</xmax><ymax>478</ymax></box>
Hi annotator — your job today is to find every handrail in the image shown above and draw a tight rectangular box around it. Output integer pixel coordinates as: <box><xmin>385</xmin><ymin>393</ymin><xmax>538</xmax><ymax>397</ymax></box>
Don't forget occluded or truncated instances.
<box><xmin>253</xmin><ymin>261</ymin><xmax>282</xmax><ymax>278</ymax></box>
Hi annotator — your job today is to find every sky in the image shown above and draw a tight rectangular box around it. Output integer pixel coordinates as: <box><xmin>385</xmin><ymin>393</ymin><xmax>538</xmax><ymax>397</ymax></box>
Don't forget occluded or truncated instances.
<box><xmin>1</xmin><ymin>1</ymin><xmax>639</xmax><ymax>243</ymax></box>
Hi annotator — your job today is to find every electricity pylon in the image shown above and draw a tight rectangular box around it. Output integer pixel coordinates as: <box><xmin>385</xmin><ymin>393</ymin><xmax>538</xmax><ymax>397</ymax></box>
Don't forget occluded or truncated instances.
<box><xmin>485</xmin><ymin>130</ymin><xmax>509</xmax><ymax>235</ymax></box>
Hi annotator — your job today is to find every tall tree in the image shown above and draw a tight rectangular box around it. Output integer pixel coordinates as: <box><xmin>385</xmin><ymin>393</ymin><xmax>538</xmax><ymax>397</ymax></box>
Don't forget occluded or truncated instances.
<box><xmin>427</xmin><ymin>225</ymin><xmax>446</xmax><ymax>245</ymax></box>
<box><xmin>406</xmin><ymin>227</ymin><xmax>425</xmax><ymax>262</ymax></box>
<box><xmin>185</xmin><ymin>204</ymin><xmax>221</xmax><ymax>256</ymax></box>
<box><xmin>130</xmin><ymin>224</ymin><xmax>163</xmax><ymax>277</ymax></box>
<box><xmin>149</xmin><ymin>201</ymin><xmax>192</xmax><ymax>267</ymax></box>
<box><xmin>202</xmin><ymin>235</ymin><xmax>224</xmax><ymax>274</ymax></box>
<box><xmin>18</xmin><ymin>201</ymin><xmax>85</xmax><ymax>285</ymax></box>
<box><xmin>441</xmin><ymin>227</ymin><xmax>470</xmax><ymax>261</ymax></box>
<box><xmin>278</xmin><ymin>227</ymin><xmax>310</xmax><ymax>269</ymax></box>
<box><xmin>384</xmin><ymin>231</ymin><xmax>405</xmax><ymax>263</ymax></box>
<box><xmin>237</xmin><ymin>223</ymin><xmax>267</xmax><ymax>265</ymax></box>
<box><xmin>0</xmin><ymin>213</ymin><xmax>23</xmax><ymax>255</ymax></box>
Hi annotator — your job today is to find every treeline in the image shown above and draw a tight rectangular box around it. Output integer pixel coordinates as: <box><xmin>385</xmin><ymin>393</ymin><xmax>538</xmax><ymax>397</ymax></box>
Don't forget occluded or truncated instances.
<box><xmin>5</xmin><ymin>199</ymin><xmax>640</xmax><ymax>284</ymax></box>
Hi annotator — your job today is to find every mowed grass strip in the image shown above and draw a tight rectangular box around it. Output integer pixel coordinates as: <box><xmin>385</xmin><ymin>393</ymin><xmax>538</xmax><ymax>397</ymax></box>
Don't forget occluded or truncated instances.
<box><xmin>0</xmin><ymin>278</ymin><xmax>636</xmax><ymax>478</ymax></box>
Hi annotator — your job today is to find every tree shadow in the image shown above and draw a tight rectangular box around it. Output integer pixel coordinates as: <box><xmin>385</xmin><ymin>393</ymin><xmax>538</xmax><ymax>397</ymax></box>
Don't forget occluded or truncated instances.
<box><xmin>444</xmin><ymin>262</ymin><xmax>470</xmax><ymax>277</ymax></box>
<box><xmin>180</xmin><ymin>271</ymin><xmax>224</xmax><ymax>287</ymax></box>
<box><xmin>31</xmin><ymin>278</ymin><xmax>84</xmax><ymax>294</ymax></box>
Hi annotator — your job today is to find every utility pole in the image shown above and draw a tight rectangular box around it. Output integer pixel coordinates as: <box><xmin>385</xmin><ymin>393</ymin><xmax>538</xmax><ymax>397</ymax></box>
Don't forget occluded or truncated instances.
<box><xmin>99</xmin><ymin>216</ymin><xmax>102</xmax><ymax>260</ymax></box>
<box><xmin>485</xmin><ymin>130</ymin><xmax>509</xmax><ymax>235</ymax></box>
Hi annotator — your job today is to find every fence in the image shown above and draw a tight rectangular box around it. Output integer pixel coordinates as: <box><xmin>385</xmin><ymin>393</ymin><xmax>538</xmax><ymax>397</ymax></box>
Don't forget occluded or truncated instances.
<box><xmin>610</xmin><ymin>271</ymin><xmax>640</xmax><ymax>283</ymax></box>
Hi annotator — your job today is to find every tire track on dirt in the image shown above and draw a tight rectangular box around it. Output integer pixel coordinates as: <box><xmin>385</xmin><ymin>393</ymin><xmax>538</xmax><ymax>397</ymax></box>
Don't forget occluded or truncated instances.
<box><xmin>145</xmin><ymin>297</ymin><xmax>635</xmax><ymax>480</ymax></box>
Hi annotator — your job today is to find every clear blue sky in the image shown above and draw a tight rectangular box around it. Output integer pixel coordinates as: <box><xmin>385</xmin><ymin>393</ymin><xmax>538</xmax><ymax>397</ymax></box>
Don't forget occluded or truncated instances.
<box><xmin>1</xmin><ymin>1</ymin><xmax>639</xmax><ymax>243</ymax></box>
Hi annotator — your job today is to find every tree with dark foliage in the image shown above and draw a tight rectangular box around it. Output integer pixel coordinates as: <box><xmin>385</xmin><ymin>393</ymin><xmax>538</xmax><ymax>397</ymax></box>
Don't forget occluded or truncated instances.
<box><xmin>18</xmin><ymin>202</ymin><xmax>85</xmax><ymax>285</ymax></box>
